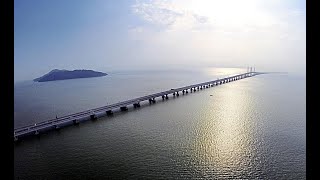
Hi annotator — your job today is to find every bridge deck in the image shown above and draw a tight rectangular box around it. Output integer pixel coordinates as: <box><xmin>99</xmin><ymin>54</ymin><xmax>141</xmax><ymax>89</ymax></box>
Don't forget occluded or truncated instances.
<box><xmin>14</xmin><ymin>72</ymin><xmax>260</xmax><ymax>140</ymax></box>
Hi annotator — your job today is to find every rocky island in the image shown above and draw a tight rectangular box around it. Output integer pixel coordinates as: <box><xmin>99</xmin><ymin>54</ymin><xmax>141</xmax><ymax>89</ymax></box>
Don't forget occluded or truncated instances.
<box><xmin>33</xmin><ymin>69</ymin><xmax>107</xmax><ymax>82</ymax></box>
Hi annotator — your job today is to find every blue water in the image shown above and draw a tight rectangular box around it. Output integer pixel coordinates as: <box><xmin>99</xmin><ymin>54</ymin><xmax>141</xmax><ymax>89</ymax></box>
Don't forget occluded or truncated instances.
<box><xmin>14</xmin><ymin>68</ymin><xmax>306</xmax><ymax>179</ymax></box>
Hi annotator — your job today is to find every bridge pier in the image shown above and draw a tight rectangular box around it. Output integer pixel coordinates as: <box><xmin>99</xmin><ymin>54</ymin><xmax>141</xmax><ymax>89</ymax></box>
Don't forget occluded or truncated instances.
<box><xmin>34</xmin><ymin>130</ymin><xmax>39</xmax><ymax>135</ymax></box>
<box><xmin>182</xmin><ymin>90</ymin><xmax>185</xmax><ymax>94</ymax></box>
<box><xmin>149</xmin><ymin>98</ymin><xmax>156</xmax><ymax>103</ymax></box>
<box><xmin>120</xmin><ymin>106</ymin><xmax>128</xmax><ymax>111</ymax></box>
<box><xmin>176</xmin><ymin>92</ymin><xmax>179</xmax><ymax>96</ymax></box>
<box><xmin>54</xmin><ymin>125</ymin><xmax>60</xmax><ymax>130</ymax></box>
<box><xmin>90</xmin><ymin>114</ymin><xmax>97</xmax><ymax>120</ymax></box>
<box><xmin>162</xmin><ymin>95</ymin><xmax>165</xmax><ymax>100</ymax></box>
<box><xmin>173</xmin><ymin>92</ymin><xmax>176</xmax><ymax>96</ymax></box>
<box><xmin>186</xmin><ymin>89</ymin><xmax>188</xmax><ymax>94</ymax></box>
<box><xmin>73</xmin><ymin>119</ymin><xmax>79</xmax><ymax>125</ymax></box>
<box><xmin>133</xmin><ymin>102</ymin><xmax>141</xmax><ymax>108</ymax></box>
<box><xmin>106</xmin><ymin>110</ymin><xmax>113</xmax><ymax>115</ymax></box>
<box><xmin>166</xmin><ymin>94</ymin><xmax>168</xmax><ymax>99</ymax></box>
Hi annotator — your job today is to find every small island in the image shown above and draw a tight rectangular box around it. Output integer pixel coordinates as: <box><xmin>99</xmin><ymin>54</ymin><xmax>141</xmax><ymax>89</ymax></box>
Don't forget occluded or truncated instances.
<box><xmin>33</xmin><ymin>69</ymin><xmax>107</xmax><ymax>82</ymax></box>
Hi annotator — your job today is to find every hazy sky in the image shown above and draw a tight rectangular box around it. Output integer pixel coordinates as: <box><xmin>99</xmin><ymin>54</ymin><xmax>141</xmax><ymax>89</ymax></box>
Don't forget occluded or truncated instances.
<box><xmin>14</xmin><ymin>0</ymin><xmax>305</xmax><ymax>82</ymax></box>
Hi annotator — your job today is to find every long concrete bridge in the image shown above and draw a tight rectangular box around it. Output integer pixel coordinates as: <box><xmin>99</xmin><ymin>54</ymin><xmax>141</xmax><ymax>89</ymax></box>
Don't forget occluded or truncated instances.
<box><xmin>14</xmin><ymin>72</ymin><xmax>261</xmax><ymax>141</ymax></box>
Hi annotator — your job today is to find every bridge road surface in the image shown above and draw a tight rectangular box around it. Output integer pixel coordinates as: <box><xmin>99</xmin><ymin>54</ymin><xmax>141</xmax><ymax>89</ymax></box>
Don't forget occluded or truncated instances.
<box><xmin>14</xmin><ymin>72</ymin><xmax>261</xmax><ymax>141</ymax></box>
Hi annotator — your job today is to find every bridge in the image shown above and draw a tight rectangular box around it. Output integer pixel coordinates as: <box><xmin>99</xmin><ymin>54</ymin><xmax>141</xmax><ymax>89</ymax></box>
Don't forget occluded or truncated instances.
<box><xmin>14</xmin><ymin>71</ymin><xmax>261</xmax><ymax>141</ymax></box>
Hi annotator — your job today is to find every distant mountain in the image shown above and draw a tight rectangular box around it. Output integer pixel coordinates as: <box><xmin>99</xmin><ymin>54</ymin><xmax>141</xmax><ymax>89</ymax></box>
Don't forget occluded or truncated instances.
<box><xmin>33</xmin><ymin>69</ymin><xmax>107</xmax><ymax>82</ymax></box>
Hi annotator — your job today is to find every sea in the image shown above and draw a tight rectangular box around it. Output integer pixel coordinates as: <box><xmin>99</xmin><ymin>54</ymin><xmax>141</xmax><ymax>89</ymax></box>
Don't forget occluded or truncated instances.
<box><xmin>14</xmin><ymin>67</ymin><xmax>306</xmax><ymax>179</ymax></box>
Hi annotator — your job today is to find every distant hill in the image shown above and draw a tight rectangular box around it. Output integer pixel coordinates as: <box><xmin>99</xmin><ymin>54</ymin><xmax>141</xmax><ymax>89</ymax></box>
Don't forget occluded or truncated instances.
<box><xmin>33</xmin><ymin>69</ymin><xmax>107</xmax><ymax>82</ymax></box>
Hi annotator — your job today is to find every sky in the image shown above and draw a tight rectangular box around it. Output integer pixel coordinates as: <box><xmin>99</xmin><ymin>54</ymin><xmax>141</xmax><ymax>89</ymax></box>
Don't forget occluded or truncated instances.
<box><xmin>14</xmin><ymin>0</ymin><xmax>306</xmax><ymax>82</ymax></box>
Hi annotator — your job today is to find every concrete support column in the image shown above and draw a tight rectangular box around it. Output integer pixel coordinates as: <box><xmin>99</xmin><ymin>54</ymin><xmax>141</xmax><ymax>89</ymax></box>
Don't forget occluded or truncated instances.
<box><xmin>73</xmin><ymin>119</ymin><xmax>79</xmax><ymax>125</ymax></box>
<box><xmin>120</xmin><ymin>106</ymin><xmax>128</xmax><ymax>111</ymax></box>
<box><xmin>106</xmin><ymin>110</ymin><xmax>113</xmax><ymax>115</ymax></box>
<box><xmin>90</xmin><ymin>114</ymin><xmax>97</xmax><ymax>120</ymax></box>
<box><xmin>133</xmin><ymin>102</ymin><xmax>140</xmax><ymax>108</ymax></box>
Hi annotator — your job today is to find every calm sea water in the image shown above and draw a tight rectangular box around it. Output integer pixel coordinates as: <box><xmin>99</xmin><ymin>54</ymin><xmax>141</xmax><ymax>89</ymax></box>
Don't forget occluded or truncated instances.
<box><xmin>14</xmin><ymin>68</ymin><xmax>306</xmax><ymax>179</ymax></box>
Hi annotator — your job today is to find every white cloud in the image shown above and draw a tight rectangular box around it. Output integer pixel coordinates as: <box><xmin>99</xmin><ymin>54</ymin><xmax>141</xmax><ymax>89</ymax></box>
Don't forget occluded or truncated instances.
<box><xmin>132</xmin><ymin>0</ymin><xmax>212</xmax><ymax>31</ymax></box>
<box><xmin>132</xmin><ymin>0</ymin><xmax>183</xmax><ymax>27</ymax></box>
<box><xmin>129</xmin><ymin>0</ymin><xmax>305</xmax><ymax>74</ymax></box>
